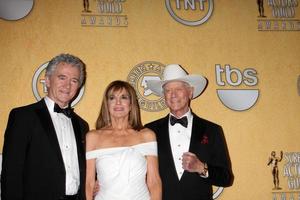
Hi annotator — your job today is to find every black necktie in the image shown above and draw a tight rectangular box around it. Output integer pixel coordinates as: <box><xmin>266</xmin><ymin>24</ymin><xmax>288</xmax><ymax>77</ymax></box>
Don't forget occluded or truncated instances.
<box><xmin>54</xmin><ymin>103</ymin><xmax>73</xmax><ymax>118</ymax></box>
<box><xmin>170</xmin><ymin>115</ymin><xmax>188</xmax><ymax>128</ymax></box>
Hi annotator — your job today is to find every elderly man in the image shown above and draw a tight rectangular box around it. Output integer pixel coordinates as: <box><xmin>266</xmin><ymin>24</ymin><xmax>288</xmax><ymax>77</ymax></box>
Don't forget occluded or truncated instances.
<box><xmin>1</xmin><ymin>53</ymin><xmax>89</xmax><ymax>200</ymax></box>
<box><xmin>145</xmin><ymin>64</ymin><xmax>233</xmax><ymax>200</ymax></box>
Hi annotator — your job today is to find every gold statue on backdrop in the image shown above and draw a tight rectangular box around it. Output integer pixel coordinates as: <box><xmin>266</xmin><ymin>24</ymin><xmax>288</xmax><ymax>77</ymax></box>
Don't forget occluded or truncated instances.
<box><xmin>82</xmin><ymin>0</ymin><xmax>91</xmax><ymax>12</ymax></box>
<box><xmin>267</xmin><ymin>151</ymin><xmax>283</xmax><ymax>190</ymax></box>
<box><xmin>257</xmin><ymin>0</ymin><xmax>266</xmax><ymax>17</ymax></box>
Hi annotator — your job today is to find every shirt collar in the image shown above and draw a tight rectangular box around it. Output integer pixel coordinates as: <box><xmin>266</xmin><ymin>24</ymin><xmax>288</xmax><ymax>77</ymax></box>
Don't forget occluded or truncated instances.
<box><xmin>169</xmin><ymin>109</ymin><xmax>192</xmax><ymax>120</ymax></box>
<box><xmin>169</xmin><ymin>109</ymin><xmax>193</xmax><ymax>126</ymax></box>
<box><xmin>44</xmin><ymin>96</ymin><xmax>55</xmax><ymax>114</ymax></box>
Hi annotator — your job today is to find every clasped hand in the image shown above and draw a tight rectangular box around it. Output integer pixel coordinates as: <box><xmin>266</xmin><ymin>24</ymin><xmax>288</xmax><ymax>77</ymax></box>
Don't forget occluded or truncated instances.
<box><xmin>182</xmin><ymin>152</ymin><xmax>206</xmax><ymax>174</ymax></box>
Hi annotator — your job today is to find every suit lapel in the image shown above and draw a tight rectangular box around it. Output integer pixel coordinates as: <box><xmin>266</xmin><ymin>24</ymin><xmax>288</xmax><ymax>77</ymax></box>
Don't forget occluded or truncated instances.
<box><xmin>35</xmin><ymin>100</ymin><xmax>64</xmax><ymax>164</ymax></box>
<box><xmin>188</xmin><ymin>114</ymin><xmax>207</xmax><ymax>152</ymax></box>
<box><xmin>159</xmin><ymin>115</ymin><xmax>181</xmax><ymax>181</ymax></box>
<box><xmin>71</xmin><ymin>116</ymin><xmax>85</xmax><ymax>169</ymax></box>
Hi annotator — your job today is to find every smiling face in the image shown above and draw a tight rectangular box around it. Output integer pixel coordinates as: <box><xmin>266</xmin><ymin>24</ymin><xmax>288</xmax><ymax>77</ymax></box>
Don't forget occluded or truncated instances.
<box><xmin>163</xmin><ymin>81</ymin><xmax>194</xmax><ymax>117</ymax></box>
<box><xmin>108</xmin><ymin>88</ymin><xmax>131</xmax><ymax>119</ymax></box>
<box><xmin>45</xmin><ymin>62</ymin><xmax>81</xmax><ymax>107</ymax></box>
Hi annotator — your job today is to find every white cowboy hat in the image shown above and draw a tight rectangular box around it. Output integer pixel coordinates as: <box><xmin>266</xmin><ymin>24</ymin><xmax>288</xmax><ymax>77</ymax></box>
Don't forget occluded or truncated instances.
<box><xmin>146</xmin><ymin>64</ymin><xmax>207</xmax><ymax>99</ymax></box>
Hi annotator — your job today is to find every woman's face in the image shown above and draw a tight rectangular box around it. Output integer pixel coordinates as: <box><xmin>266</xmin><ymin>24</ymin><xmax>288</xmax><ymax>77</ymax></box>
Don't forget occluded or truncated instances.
<box><xmin>108</xmin><ymin>88</ymin><xmax>131</xmax><ymax>119</ymax></box>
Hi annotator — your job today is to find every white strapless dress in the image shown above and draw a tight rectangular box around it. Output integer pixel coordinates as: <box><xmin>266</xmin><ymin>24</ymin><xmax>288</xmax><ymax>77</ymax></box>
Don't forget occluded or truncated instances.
<box><xmin>86</xmin><ymin>141</ymin><xmax>157</xmax><ymax>200</ymax></box>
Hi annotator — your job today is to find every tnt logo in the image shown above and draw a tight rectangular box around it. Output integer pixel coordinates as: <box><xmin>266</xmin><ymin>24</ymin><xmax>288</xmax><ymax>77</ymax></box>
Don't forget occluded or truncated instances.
<box><xmin>165</xmin><ymin>0</ymin><xmax>214</xmax><ymax>26</ymax></box>
<box><xmin>215</xmin><ymin>64</ymin><xmax>259</xmax><ymax>111</ymax></box>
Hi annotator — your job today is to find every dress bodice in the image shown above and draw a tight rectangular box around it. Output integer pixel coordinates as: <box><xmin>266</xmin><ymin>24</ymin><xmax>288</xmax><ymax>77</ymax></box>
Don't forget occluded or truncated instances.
<box><xmin>86</xmin><ymin>141</ymin><xmax>157</xmax><ymax>200</ymax></box>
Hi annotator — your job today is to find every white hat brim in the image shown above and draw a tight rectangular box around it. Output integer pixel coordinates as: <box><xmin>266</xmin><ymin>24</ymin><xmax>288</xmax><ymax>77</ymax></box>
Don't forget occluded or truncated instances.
<box><xmin>147</xmin><ymin>74</ymin><xmax>207</xmax><ymax>99</ymax></box>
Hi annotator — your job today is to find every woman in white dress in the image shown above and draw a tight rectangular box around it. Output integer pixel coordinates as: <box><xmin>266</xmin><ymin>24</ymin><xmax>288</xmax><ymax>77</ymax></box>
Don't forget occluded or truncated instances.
<box><xmin>85</xmin><ymin>80</ymin><xmax>162</xmax><ymax>200</ymax></box>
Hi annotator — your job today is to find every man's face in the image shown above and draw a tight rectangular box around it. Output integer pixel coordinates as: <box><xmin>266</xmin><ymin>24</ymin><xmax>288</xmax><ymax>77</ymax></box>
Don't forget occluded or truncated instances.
<box><xmin>46</xmin><ymin>62</ymin><xmax>81</xmax><ymax>107</ymax></box>
<box><xmin>163</xmin><ymin>81</ymin><xmax>193</xmax><ymax>117</ymax></box>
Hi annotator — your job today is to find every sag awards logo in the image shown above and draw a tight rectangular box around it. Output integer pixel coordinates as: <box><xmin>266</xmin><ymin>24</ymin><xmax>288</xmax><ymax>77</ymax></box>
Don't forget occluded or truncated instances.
<box><xmin>268</xmin><ymin>151</ymin><xmax>284</xmax><ymax>190</ymax></box>
<box><xmin>81</xmin><ymin>0</ymin><xmax>128</xmax><ymax>27</ymax></box>
<box><xmin>127</xmin><ymin>61</ymin><xmax>167</xmax><ymax>112</ymax></box>
<box><xmin>165</xmin><ymin>0</ymin><xmax>214</xmax><ymax>26</ymax></box>
<box><xmin>32</xmin><ymin>62</ymin><xmax>85</xmax><ymax>107</ymax></box>
<box><xmin>257</xmin><ymin>0</ymin><xmax>300</xmax><ymax>31</ymax></box>
<box><xmin>268</xmin><ymin>151</ymin><xmax>300</xmax><ymax>199</ymax></box>
<box><xmin>215</xmin><ymin>64</ymin><xmax>259</xmax><ymax>111</ymax></box>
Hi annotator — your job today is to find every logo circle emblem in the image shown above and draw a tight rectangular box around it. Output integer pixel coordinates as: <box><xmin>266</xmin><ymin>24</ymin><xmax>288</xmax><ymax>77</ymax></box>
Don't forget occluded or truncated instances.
<box><xmin>165</xmin><ymin>0</ymin><xmax>214</xmax><ymax>26</ymax></box>
<box><xmin>32</xmin><ymin>62</ymin><xmax>85</xmax><ymax>107</ymax></box>
<box><xmin>127</xmin><ymin>61</ymin><xmax>167</xmax><ymax>112</ymax></box>
<box><xmin>213</xmin><ymin>186</ymin><xmax>224</xmax><ymax>199</ymax></box>
<box><xmin>0</xmin><ymin>0</ymin><xmax>34</xmax><ymax>20</ymax></box>
<box><xmin>216</xmin><ymin>89</ymin><xmax>259</xmax><ymax>111</ymax></box>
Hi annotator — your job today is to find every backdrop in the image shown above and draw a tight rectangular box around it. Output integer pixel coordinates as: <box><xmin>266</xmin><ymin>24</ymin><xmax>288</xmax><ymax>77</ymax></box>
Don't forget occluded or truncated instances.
<box><xmin>0</xmin><ymin>0</ymin><xmax>300</xmax><ymax>199</ymax></box>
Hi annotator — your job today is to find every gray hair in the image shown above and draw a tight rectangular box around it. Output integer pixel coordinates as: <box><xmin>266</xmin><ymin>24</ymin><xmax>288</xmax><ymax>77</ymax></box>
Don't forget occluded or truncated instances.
<box><xmin>45</xmin><ymin>53</ymin><xmax>86</xmax><ymax>87</ymax></box>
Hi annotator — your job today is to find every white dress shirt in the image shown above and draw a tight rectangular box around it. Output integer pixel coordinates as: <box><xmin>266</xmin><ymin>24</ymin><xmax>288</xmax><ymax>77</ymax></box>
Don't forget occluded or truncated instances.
<box><xmin>169</xmin><ymin>109</ymin><xmax>193</xmax><ymax>179</ymax></box>
<box><xmin>44</xmin><ymin>97</ymin><xmax>80</xmax><ymax>195</ymax></box>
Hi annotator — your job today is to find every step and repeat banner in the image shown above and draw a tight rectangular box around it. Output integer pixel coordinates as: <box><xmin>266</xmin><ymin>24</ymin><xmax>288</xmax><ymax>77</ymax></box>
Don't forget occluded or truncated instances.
<box><xmin>0</xmin><ymin>0</ymin><xmax>299</xmax><ymax>199</ymax></box>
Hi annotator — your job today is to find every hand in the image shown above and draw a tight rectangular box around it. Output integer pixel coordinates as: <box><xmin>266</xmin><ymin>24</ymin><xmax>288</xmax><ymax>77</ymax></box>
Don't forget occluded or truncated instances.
<box><xmin>93</xmin><ymin>180</ymin><xmax>100</xmax><ymax>197</ymax></box>
<box><xmin>182</xmin><ymin>152</ymin><xmax>205</xmax><ymax>174</ymax></box>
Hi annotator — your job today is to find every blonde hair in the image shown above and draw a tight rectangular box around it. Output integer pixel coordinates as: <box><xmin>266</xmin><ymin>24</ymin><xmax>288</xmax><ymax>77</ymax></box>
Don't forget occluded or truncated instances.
<box><xmin>96</xmin><ymin>80</ymin><xmax>143</xmax><ymax>130</ymax></box>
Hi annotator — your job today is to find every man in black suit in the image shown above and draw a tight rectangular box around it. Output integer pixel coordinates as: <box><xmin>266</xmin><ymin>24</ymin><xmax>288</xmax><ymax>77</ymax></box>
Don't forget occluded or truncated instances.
<box><xmin>145</xmin><ymin>64</ymin><xmax>233</xmax><ymax>200</ymax></box>
<box><xmin>1</xmin><ymin>53</ymin><xmax>89</xmax><ymax>200</ymax></box>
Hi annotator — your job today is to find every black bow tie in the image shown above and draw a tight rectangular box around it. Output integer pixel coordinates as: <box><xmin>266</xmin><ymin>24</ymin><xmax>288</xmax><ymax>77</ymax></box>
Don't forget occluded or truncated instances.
<box><xmin>54</xmin><ymin>103</ymin><xmax>73</xmax><ymax>118</ymax></box>
<box><xmin>170</xmin><ymin>115</ymin><xmax>188</xmax><ymax>128</ymax></box>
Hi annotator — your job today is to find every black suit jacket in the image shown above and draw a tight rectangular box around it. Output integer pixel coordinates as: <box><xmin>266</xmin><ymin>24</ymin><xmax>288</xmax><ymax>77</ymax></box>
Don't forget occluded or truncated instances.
<box><xmin>1</xmin><ymin>99</ymin><xmax>89</xmax><ymax>200</ymax></box>
<box><xmin>145</xmin><ymin>113</ymin><xmax>233</xmax><ymax>200</ymax></box>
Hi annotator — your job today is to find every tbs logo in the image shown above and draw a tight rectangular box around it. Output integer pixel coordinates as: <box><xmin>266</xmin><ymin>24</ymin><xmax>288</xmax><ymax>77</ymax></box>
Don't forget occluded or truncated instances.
<box><xmin>215</xmin><ymin>64</ymin><xmax>259</xmax><ymax>111</ymax></box>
